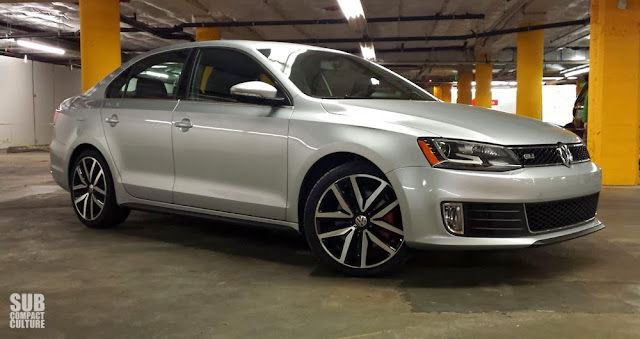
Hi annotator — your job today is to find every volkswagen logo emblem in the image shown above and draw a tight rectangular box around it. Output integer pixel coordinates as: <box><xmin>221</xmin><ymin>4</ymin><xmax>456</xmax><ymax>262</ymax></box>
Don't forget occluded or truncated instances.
<box><xmin>354</xmin><ymin>215</ymin><xmax>368</xmax><ymax>227</ymax></box>
<box><xmin>557</xmin><ymin>142</ymin><xmax>573</xmax><ymax>168</ymax></box>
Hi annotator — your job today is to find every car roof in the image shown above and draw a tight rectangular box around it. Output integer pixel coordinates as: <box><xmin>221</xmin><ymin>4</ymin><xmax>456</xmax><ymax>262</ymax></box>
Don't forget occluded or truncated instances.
<box><xmin>144</xmin><ymin>40</ymin><xmax>349</xmax><ymax>56</ymax></box>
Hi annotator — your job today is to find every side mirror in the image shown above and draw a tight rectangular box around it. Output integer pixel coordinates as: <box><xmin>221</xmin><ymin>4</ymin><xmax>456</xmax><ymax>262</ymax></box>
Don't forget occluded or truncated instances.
<box><xmin>230</xmin><ymin>81</ymin><xmax>286</xmax><ymax>106</ymax></box>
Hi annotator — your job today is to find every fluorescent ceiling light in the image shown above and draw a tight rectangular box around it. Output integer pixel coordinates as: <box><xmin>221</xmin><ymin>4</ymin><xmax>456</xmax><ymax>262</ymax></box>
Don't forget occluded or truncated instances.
<box><xmin>560</xmin><ymin>64</ymin><xmax>588</xmax><ymax>74</ymax></box>
<box><xmin>337</xmin><ymin>0</ymin><xmax>365</xmax><ymax>20</ymax></box>
<box><xmin>564</xmin><ymin>67</ymin><xmax>589</xmax><ymax>78</ymax></box>
<box><xmin>566</xmin><ymin>76</ymin><xmax>578</xmax><ymax>80</ymax></box>
<box><xmin>16</xmin><ymin>40</ymin><xmax>65</xmax><ymax>55</ymax></box>
<box><xmin>360</xmin><ymin>43</ymin><xmax>376</xmax><ymax>61</ymax></box>
<box><xmin>542</xmin><ymin>77</ymin><xmax>564</xmax><ymax>81</ymax></box>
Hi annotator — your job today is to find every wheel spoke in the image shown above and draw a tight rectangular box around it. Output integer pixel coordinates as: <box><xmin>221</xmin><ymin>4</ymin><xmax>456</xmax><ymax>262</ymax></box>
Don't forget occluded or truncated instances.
<box><xmin>316</xmin><ymin>211</ymin><xmax>352</xmax><ymax>219</ymax></box>
<box><xmin>75</xmin><ymin>167</ymin><xmax>88</xmax><ymax>186</ymax></box>
<box><xmin>350</xmin><ymin>176</ymin><xmax>365</xmax><ymax>212</ymax></box>
<box><xmin>371</xmin><ymin>220</ymin><xmax>403</xmax><ymax>235</ymax></box>
<box><xmin>367</xmin><ymin>231</ymin><xmax>396</xmax><ymax>255</ymax></box>
<box><xmin>89</xmin><ymin>195</ymin><xmax>94</xmax><ymax>219</ymax></box>
<box><xmin>93</xmin><ymin>169</ymin><xmax>103</xmax><ymax>186</ymax></box>
<box><xmin>74</xmin><ymin>192</ymin><xmax>88</xmax><ymax>204</ymax></box>
<box><xmin>363</xmin><ymin>181</ymin><xmax>386</xmax><ymax>212</ymax></box>
<box><xmin>82</xmin><ymin>159</ymin><xmax>90</xmax><ymax>183</ymax></box>
<box><xmin>93</xmin><ymin>186</ymin><xmax>106</xmax><ymax>196</ymax></box>
<box><xmin>372</xmin><ymin>200</ymin><xmax>399</xmax><ymax>219</ymax></box>
<box><xmin>92</xmin><ymin>195</ymin><xmax>104</xmax><ymax>208</ymax></box>
<box><xmin>82</xmin><ymin>193</ymin><xmax>88</xmax><ymax>218</ymax></box>
<box><xmin>72</xmin><ymin>184</ymin><xmax>87</xmax><ymax>191</ymax></box>
<box><xmin>330</xmin><ymin>184</ymin><xmax>353</xmax><ymax>217</ymax></box>
<box><xmin>338</xmin><ymin>228</ymin><xmax>355</xmax><ymax>263</ymax></box>
<box><xmin>88</xmin><ymin>159</ymin><xmax>96</xmax><ymax>182</ymax></box>
<box><xmin>361</xmin><ymin>231</ymin><xmax>369</xmax><ymax>267</ymax></box>
<box><xmin>318</xmin><ymin>226</ymin><xmax>354</xmax><ymax>239</ymax></box>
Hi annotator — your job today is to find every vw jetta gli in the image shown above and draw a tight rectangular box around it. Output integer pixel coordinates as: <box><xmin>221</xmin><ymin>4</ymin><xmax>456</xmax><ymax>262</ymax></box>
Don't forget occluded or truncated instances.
<box><xmin>51</xmin><ymin>41</ymin><xmax>603</xmax><ymax>276</ymax></box>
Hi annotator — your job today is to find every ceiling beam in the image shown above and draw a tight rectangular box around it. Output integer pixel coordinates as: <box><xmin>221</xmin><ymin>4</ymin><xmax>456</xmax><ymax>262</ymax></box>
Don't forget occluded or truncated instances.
<box><xmin>277</xmin><ymin>18</ymin><xmax>589</xmax><ymax>44</ymax></box>
<box><xmin>180</xmin><ymin>14</ymin><xmax>485</xmax><ymax>28</ymax></box>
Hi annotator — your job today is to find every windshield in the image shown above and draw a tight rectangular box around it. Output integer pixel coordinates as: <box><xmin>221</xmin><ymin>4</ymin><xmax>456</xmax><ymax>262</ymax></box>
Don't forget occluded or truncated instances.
<box><xmin>258</xmin><ymin>46</ymin><xmax>435</xmax><ymax>101</ymax></box>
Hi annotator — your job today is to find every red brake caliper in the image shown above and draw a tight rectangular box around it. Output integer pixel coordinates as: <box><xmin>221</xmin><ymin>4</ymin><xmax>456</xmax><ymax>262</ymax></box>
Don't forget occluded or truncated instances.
<box><xmin>379</xmin><ymin>206</ymin><xmax>401</xmax><ymax>239</ymax></box>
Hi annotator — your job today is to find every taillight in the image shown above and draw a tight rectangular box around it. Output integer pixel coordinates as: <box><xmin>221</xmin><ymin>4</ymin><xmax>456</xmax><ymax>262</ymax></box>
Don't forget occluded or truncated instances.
<box><xmin>53</xmin><ymin>109</ymin><xmax>60</xmax><ymax>125</ymax></box>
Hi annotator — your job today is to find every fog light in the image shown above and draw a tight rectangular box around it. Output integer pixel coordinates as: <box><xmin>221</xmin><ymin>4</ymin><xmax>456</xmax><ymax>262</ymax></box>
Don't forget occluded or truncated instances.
<box><xmin>442</xmin><ymin>202</ymin><xmax>464</xmax><ymax>235</ymax></box>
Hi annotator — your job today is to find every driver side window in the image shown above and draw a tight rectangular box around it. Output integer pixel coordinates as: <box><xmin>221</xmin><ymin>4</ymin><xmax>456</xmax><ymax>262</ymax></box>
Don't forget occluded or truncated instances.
<box><xmin>188</xmin><ymin>48</ymin><xmax>279</xmax><ymax>102</ymax></box>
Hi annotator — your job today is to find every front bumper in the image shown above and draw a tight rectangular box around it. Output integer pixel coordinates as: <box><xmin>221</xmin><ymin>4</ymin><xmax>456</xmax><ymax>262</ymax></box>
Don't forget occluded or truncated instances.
<box><xmin>387</xmin><ymin>162</ymin><xmax>603</xmax><ymax>249</ymax></box>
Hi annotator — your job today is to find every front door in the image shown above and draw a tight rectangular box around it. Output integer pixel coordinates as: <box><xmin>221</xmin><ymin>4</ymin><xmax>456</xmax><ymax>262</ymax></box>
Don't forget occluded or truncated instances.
<box><xmin>171</xmin><ymin>48</ymin><xmax>292</xmax><ymax>220</ymax></box>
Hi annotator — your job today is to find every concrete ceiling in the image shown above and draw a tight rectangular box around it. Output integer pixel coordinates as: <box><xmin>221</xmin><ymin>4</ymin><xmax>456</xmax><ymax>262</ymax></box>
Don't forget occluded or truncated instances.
<box><xmin>0</xmin><ymin>0</ymin><xmax>591</xmax><ymax>82</ymax></box>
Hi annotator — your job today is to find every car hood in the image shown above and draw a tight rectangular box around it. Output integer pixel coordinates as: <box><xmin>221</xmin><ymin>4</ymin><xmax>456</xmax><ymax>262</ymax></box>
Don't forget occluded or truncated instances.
<box><xmin>321</xmin><ymin>100</ymin><xmax>581</xmax><ymax>146</ymax></box>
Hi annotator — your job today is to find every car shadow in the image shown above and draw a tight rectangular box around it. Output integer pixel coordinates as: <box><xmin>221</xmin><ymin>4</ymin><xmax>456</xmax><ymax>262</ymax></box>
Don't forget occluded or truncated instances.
<box><xmin>113</xmin><ymin>210</ymin><xmax>598</xmax><ymax>287</ymax></box>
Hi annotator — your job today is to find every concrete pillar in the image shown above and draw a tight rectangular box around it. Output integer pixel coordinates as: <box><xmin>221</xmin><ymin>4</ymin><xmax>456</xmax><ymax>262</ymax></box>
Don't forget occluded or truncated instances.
<box><xmin>196</xmin><ymin>27</ymin><xmax>220</xmax><ymax>41</ymax></box>
<box><xmin>516</xmin><ymin>21</ymin><xmax>544</xmax><ymax>120</ymax></box>
<box><xmin>441</xmin><ymin>83</ymin><xmax>452</xmax><ymax>103</ymax></box>
<box><xmin>457</xmin><ymin>70</ymin><xmax>473</xmax><ymax>105</ymax></box>
<box><xmin>588</xmin><ymin>0</ymin><xmax>640</xmax><ymax>185</ymax></box>
<box><xmin>433</xmin><ymin>86</ymin><xmax>442</xmax><ymax>100</ymax></box>
<box><xmin>475</xmin><ymin>63</ymin><xmax>492</xmax><ymax>108</ymax></box>
<box><xmin>79</xmin><ymin>0</ymin><xmax>121</xmax><ymax>91</ymax></box>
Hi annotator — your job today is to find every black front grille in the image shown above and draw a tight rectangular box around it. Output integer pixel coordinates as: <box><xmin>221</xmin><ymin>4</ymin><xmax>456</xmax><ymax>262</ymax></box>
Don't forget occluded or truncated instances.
<box><xmin>569</xmin><ymin>145</ymin><xmax>590</xmax><ymax>162</ymax></box>
<box><xmin>510</xmin><ymin>144</ymin><xmax>590</xmax><ymax>166</ymax></box>
<box><xmin>525</xmin><ymin>193</ymin><xmax>599</xmax><ymax>232</ymax></box>
<box><xmin>461</xmin><ymin>193</ymin><xmax>599</xmax><ymax>237</ymax></box>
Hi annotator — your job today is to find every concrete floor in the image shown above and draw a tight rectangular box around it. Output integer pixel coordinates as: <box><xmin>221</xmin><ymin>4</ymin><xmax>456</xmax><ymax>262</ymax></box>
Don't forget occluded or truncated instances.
<box><xmin>0</xmin><ymin>151</ymin><xmax>639</xmax><ymax>339</ymax></box>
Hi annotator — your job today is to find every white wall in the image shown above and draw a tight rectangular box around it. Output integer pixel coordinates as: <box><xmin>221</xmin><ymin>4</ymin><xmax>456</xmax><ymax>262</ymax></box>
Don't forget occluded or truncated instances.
<box><xmin>0</xmin><ymin>55</ymin><xmax>81</xmax><ymax>148</ymax></box>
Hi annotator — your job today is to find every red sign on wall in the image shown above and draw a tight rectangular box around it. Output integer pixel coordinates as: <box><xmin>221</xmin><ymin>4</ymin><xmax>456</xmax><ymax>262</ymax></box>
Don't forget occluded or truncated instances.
<box><xmin>471</xmin><ymin>99</ymin><xmax>499</xmax><ymax>106</ymax></box>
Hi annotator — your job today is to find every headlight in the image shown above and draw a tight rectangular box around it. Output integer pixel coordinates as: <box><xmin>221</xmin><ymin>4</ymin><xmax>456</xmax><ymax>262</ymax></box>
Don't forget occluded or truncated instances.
<box><xmin>418</xmin><ymin>138</ymin><xmax>522</xmax><ymax>171</ymax></box>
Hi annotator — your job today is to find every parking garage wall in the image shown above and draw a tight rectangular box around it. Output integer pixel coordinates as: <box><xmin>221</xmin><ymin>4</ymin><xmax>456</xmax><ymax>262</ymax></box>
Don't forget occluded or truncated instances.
<box><xmin>0</xmin><ymin>55</ymin><xmax>81</xmax><ymax>148</ymax></box>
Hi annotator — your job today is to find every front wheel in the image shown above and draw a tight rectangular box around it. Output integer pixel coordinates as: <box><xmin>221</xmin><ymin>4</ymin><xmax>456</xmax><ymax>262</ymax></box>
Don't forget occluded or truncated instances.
<box><xmin>70</xmin><ymin>149</ymin><xmax>129</xmax><ymax>228</ymax></box>
<box><xmin>303</xmin><ymin>162</ymin><xmax>409</xmax><ymax>276</ymax></box>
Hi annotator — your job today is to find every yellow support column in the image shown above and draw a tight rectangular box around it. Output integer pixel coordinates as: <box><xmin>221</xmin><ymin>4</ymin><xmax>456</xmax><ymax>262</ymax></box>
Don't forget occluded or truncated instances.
<box><xmin>433</xmin><ymin>86</ymin><xmax>442</xmax><ymax>100</ymax></box>
<box><xmin>475</xmin><ymin>63</ymin><xmax>492</xmax><ymax>108</ymax></box>
<box><xmin>196</xmin><ymin>27</ymin><xmax>220</xmax><ymax>41</ymax></box>
<box><xmin>79</xmin><ymin>0</ymin><xmax>121</xmax><ymax>92</ymax></box>
<box><xmin>588</xmin><ymin>0</ymin><xmax>640</xmax><ymax>185</ymax></box>
<box><xmin>516</xmin><ymin>22</ymin><xmax>544</xmax><ymax>120</ymax></box>
<box><xmin>457</xmin><ymin>70</ymin><xmax>473</xmax><ymax>105</ymax></box>
<box><xmin>441</xmin><ymin>83</ymin><xmax>452</xmax><ymax>103</ymax></box>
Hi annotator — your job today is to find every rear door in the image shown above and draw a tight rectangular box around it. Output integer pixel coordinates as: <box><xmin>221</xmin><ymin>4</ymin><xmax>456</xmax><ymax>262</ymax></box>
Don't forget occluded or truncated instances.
<box><xmin>101</xmin><ymin>49</ymin><xmax>191</xmax><ymax>203</ymax></box>
<box><xmin>171</xmin><ymin>47</ymin><xmax>292</xmax><ymax>219</ymax></box>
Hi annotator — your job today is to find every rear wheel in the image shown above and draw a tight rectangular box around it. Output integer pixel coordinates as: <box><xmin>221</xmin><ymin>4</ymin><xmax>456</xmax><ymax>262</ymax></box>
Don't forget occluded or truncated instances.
<box><xmin>70</xmin><ymin>149</ymin><xmax>129</xmax><ymax>228</ymax></box>
<box><xmin>303</xmin><ymin>162</ymin><xmax>408</xmax><ymax>276</ymax></box>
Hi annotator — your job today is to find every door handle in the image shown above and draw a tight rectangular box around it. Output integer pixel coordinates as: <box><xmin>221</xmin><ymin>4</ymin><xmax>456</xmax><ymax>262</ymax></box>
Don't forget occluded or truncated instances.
<box><xmin>105</xmin><ymin>114</ymin><xmax>119</xmax><ymax>127</ymax></box>
<box><xmin>173</xmin><ymin>118</ymin><xmax>193</xmax><ymax>132</ymax></box>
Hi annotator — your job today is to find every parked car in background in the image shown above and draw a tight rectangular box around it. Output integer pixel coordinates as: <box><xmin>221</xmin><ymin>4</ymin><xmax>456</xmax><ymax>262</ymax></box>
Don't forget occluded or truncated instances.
<box><xmin>51</xmin><ymin>41</ymin><xmax>603</xmax><ymax>276</ymax></box>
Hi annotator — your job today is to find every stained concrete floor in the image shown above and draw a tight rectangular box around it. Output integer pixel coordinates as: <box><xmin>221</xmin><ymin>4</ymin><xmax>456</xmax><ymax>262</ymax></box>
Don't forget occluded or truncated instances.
<box><xmin>0</xmin><ymin>151</ymin><xmax>639</xmax><ymax>339</ymax></box>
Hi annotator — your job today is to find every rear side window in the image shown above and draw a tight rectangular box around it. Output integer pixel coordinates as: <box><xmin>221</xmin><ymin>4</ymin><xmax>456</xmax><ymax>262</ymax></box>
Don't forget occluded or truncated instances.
<box><xmin>106</xmin><ymin>49</ymin><xmax>190</xmax><ymax>99</ymax></box>
<box><xmin>187</xmin><ymin>48</ymin><xmax>279</xmax><ymax>102</ymax></box>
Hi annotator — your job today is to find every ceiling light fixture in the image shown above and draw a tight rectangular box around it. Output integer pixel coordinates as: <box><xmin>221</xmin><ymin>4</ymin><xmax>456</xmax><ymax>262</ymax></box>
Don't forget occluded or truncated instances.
<box><xmin>337</xmin><ymin>0</ymin><xmax>365</xmax><ymax>20</ymax></box>
<box><xmin>564</xmin><ymin>67</ymin><xmax>590</xmax><ymax>78</ymax></box>
<box><xmin>16</xmin><ymin>40</ymin><xmax>65</xmax><ymax>55</ymax></box>
<box><xmin>360</xmin><ymin>43</ymin><xmax>376</xmax><ymax>61</ymax></box>
<box><xmin>560</xmin><ymin>64</ymin><xmax>589</xmax><ymax>74</ymax></box>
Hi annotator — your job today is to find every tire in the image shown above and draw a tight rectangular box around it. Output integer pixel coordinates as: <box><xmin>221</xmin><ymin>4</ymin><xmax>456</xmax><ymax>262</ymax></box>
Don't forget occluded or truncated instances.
<box><xmin>303</xmin><ymin>161</ymin><xmax>409</xmax><ymax>276</ymax></box>
<box><xmin>69</xmin><ymin>149</ymin><xmax>129</xmax><ymax>228</ymax></box>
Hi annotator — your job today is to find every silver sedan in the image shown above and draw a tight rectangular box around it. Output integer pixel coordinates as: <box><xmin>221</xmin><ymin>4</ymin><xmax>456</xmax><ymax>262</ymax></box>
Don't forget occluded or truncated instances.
<box><xmin>50</xmin><ymin>41</ymin><xmax>603</xmax><ymax>276</ymax></box>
